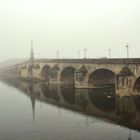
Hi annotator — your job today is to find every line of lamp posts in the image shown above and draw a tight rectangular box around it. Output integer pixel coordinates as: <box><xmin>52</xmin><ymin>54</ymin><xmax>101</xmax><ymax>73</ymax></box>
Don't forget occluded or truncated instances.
<box><xmin>37</xmin><ymin>44</ymin><xmax>130</xmax><ymax>59</ymax></box>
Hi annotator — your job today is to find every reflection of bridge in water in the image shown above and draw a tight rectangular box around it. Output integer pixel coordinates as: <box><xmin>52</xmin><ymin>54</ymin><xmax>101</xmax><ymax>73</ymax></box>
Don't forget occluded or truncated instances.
<box><xmin>8</xmin><ymin>80</ymin><xmax>140</xmax><ymax>131</ymax></box>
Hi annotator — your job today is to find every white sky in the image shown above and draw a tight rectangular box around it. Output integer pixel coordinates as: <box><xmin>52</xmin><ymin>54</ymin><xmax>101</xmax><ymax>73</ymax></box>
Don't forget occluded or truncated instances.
<box><xmin>0</xmin><ymin>0</ymin><xmax>140</xmax><ymax>60</ymax></box>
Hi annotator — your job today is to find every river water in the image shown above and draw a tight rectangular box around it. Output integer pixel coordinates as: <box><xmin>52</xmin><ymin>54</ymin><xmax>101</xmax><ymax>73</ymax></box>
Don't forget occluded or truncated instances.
<box><xmin>1</xmin><ymin>80</ymin><xmax>140</xmax><ymax>140</ymax></box>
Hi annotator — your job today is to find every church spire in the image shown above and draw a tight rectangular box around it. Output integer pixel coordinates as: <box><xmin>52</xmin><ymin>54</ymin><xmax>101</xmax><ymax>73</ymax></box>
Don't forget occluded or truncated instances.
<box><xmin>30</xmin><ymin>40</ymin><xmax>34</xmax><ymax>61</ymax></box>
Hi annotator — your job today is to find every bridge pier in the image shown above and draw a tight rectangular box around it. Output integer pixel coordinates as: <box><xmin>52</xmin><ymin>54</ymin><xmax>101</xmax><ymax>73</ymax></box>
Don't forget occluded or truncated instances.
<box><xmin>75</xmin><ymin>70</ymin><xmax>89</xmax><ymax>88</ymax></box>
<box><xmin>115</xmin><ymin>75</ymin><xmax>135</xmax><ymax>96</ymax></box>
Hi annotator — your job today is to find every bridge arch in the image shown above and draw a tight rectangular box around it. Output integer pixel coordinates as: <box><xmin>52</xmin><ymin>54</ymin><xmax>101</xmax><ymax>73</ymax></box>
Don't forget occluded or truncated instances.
<box><xmin>133</xmin><ymin>76</ymin><xmax>140</xmax><ymax>92</ymax></box>
<box><xmin>60</xmin><ymin>66</ymin><xmax>75</xmax><ymax>83</ymax></box>
<box><xmin>41</xmin><ymin>65</ymin><xmax>51</xmax><ymax>82</ymax></box>
<box><xmin>28</xmin><ymin>65</ymin><xmax>34</xmax><ymax>76</ymax></box>
<box><xmin>50</xmin><ymin>64</ymin><xmax>60</xmax><ymax>79</ymax></box>
<box><xmin>89</xmin><ymin>68</ymin><xmax>115</xmax><ymax>87</ymax></box>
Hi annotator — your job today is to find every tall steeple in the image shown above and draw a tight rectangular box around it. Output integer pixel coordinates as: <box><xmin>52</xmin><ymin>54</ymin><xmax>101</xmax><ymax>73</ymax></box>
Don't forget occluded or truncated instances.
<box><xmin>30</xmin><ymin>40</ymin><xmax>34</xmax><ymax>61</ymax></box>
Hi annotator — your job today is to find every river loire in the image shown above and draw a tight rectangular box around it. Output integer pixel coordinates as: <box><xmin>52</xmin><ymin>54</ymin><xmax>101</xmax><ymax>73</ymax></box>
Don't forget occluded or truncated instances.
<box><xmin>0</xmin><ymin>80</ymin><xmax>140</xmax><ymax>140</ymax></box>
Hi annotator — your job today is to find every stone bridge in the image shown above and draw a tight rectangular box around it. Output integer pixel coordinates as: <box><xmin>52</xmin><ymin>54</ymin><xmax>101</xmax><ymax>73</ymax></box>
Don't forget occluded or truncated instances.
<box><xmin>17</xmin><ymin>58</ymin><xmax>140</xmax><ymax>96</ymax></box>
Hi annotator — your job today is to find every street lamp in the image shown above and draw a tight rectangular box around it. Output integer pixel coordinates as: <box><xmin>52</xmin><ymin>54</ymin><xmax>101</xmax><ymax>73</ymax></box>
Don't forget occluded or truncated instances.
<box><xmin>56</xmin><ymin>51</ymin><xmax>59</xmax><ymax>59</ymax></box>
<box><xmin>108</xmin><ymin>48</ymin><xmax>111</xmax><ymax>58</ymax></box>
<box><xmin>84</xmin><ymin>48</ymin><xmax>87</xmax><ymax>59</ymax></box>
<box><xmin>126</xmin><ymin>44</ymin><xmax>129</xmax><ymax>58</ymax></box>
<box><xmin>78</xmin><ymin>50</ymin><xmax>80</xmax><ymax>59</ymax></box>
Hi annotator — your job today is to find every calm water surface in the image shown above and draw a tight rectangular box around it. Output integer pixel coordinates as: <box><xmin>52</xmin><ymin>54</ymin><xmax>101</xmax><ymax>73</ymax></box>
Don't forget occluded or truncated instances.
<box><xmin>0</xmin><ymin>80</ymin><xmax>140</xmax><ymax>140</ymax></box>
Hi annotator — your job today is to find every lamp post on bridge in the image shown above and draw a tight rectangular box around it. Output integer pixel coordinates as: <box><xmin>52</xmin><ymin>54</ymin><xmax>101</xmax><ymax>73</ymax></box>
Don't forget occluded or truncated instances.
<box><xmin>84</xmin><ymin>48</ymin><xmax>87</xmax><ymax>59</ymax></box>
<box><xmin>78</xmin><ymin>50</ymin><xmax>80</xmax><ymax>59</ymax></box>
<box><xmin>108</xmin><ymin>48</ymin><xmax>111</xmax><ymax>59</ymax></box>
<box><xmin>126</xmin><ymin>44</ymin><xmax>129</xmax><ymax>58</ymax></box>
<box><xmin>56</xmin><ymin>51</ymin><xmax>59</xmax><ymax>59</ymax></box>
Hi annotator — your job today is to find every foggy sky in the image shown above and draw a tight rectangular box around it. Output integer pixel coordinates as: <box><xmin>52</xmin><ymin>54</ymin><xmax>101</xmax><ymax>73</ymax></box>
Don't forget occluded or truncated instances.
<box><xmin>0</xmin><ymin>0</ymin><xmax>140</xmax><ymax>61</ymax></box>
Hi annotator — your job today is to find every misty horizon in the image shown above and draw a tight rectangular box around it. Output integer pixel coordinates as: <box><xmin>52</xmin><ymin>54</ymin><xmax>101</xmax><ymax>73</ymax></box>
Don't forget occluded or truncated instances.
<box><xmin>0</xmin><ymin>0</ymin><xmax>140</xmax><ymax>61</ymax></box>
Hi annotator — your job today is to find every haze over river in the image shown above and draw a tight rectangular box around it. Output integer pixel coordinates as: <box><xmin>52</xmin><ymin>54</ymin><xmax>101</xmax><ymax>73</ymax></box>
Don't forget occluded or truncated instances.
<box><xmin>1</xmin><ymin>79</ymin><xmax>140</xmax><ymax>140</ymax></box>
